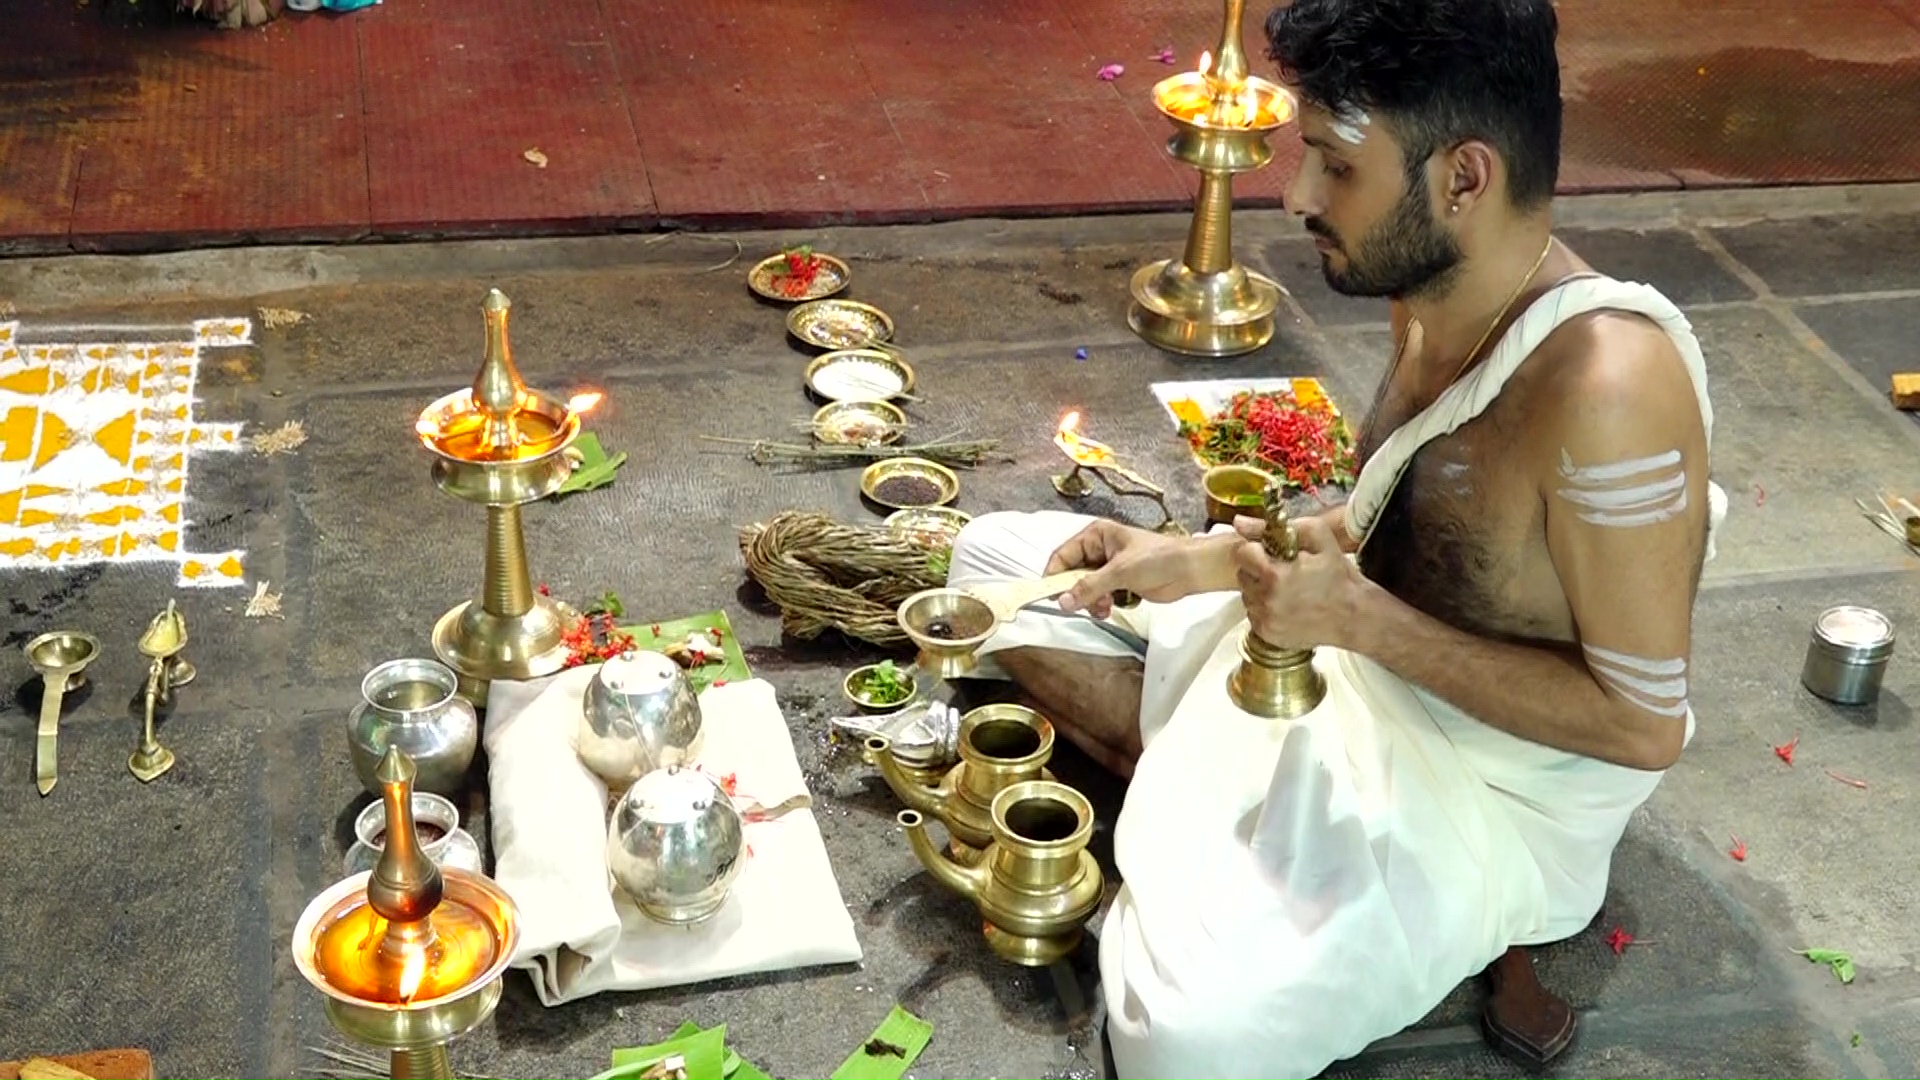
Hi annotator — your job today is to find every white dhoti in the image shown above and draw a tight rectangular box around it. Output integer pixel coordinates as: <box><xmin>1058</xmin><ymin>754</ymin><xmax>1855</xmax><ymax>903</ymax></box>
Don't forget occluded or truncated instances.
<box><xmin>946</xmin><ymin>275</ymin><xmax>1727</xmax><ymax>1078</ymax></box>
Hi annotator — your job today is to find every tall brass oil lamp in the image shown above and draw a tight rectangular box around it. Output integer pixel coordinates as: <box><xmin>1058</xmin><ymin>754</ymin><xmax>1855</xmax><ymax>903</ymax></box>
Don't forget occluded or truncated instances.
<box><xmin>1129</xmin><ymin>0</ymin><xmax>1297</xmax><ymax>357</ymax></box>
<box><xmin>416</xmin><ymin>289</ymin><xmax>597</xmax><ymax>706</ymax></box>
<box><xmin>1225</xmin><ymin>484</ymin><xmax>1326</xmax><ymax>718</ymax></box>
<box><xmin>292</xmin><ymin>748</ymin><xmax>520</xmax><ymax>1080</ymax></box>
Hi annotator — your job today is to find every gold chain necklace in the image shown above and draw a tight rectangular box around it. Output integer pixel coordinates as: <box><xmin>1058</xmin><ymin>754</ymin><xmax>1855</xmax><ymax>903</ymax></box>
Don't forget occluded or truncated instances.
<box><xmin>1366</xmin><ymin>234</ymin><xmax>1557</xmax><ymax>442</ymax></box>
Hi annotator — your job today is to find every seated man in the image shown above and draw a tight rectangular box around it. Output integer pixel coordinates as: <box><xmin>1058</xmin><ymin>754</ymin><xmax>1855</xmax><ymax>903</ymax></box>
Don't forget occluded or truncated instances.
<box><xmin>946</xmin><ymin>0</ymin><xmax>1729</xmax><ymax>1075</ymax></box>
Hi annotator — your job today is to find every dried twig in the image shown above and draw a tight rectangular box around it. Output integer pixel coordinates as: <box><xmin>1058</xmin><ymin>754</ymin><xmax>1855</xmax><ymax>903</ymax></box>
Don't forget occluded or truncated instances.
<box><xmin>257</xmin><ymin>307</ymin><xmax>311</xmax><ymax>330</ymax></box>
<box><xmin>701</xmin><ymin>433</ymin><xmax>1009</xmax><ymax>470</ymax></box>
<box><xmin>1824</xmin><ymin>768</ymin><xmax>1870</xmax><ymax>790</ymax></box>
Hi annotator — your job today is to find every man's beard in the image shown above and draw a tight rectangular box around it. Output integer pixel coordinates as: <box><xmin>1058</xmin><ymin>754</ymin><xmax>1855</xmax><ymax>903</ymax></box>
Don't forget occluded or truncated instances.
<box><xmin>1306</xmin><ymin>178</ymin><xmax>1463</xmax><ymax>299</ymax></box>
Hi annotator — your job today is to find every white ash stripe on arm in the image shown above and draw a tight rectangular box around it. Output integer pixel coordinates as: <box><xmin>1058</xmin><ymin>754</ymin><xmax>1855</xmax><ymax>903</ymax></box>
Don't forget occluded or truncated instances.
<box><xmin>1584</xmin><ymin>644</ymin><xmax>1690</xmax><ymax>717</ymax></box>
<box><xmin>1555</xmin><ymin>448</ymin><xmax>1690</xmax><ymax>527</ymax></box>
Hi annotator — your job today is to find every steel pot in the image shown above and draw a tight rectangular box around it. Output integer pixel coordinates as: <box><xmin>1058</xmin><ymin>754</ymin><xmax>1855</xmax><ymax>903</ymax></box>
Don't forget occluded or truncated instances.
<box><xmin>606</xmin><ymin>765</ymin><xmax>745</xmax><ymax>924</ymax></box>
<box><xmin>577</xmin><ymin>650</ymin><xmax>704</xmax><ymax>785</ymax></box>
<box><xmin>1801</xmin><ymin>605</ymin><xmax>1896</xmax><ymax>705</ymax></box>
<box><xmin>346</xmin><ymin>658</ymin><xmax>479</xmax><ymax>797</ymax></box>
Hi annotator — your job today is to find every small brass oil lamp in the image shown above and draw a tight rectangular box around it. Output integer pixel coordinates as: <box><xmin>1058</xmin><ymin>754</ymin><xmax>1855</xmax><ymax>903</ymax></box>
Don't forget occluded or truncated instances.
<box><xmin>415</xmin><ymin>288</ymin><xmax>600</xmax><ymax>706</ymax></box>
<box><xmin>1051</xmin><ymin>411</ymin><xmax>1184</xmax><ymax>536</ymax></box>
<box><xmin>1225</xmin><ymin>484</ymin><xmax>1326</xmax><ymax>718</ymax></box>
<box><xmin>1129</xmin><ymin>0</ymin><xmax>1298</xmax><ymax>357</ymax></box>
<box><xmin>292</xmin><ymin>748</ymin><xmax>520</xmax><ymax>1080</ymax></box>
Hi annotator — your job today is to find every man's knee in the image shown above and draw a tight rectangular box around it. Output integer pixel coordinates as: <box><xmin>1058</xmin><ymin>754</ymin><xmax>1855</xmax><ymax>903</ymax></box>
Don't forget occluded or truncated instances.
<box><xmin>950</xmin><ymin>510</ymin><xmax>1093</xmax><ymax>586</ymax></box>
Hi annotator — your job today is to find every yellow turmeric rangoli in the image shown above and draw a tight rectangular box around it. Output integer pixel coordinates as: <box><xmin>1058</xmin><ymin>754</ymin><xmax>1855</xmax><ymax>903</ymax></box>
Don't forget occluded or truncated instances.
<box><xmin>0</xmin><ymin>317</ymin><xmax>249</xmax><ymax>588</ymax></box>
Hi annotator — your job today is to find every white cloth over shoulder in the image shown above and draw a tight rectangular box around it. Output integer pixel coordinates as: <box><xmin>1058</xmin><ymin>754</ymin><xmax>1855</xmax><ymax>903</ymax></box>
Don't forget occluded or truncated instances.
<box><xmin>946</xmin><ymin>273</ymin><xmax>1722</xmax><ymax>1078</ymax></box>
<box><xmin>484</xmin><ymin>670</ymin><xmax>862</xmax><ymax>1006</ymax></box>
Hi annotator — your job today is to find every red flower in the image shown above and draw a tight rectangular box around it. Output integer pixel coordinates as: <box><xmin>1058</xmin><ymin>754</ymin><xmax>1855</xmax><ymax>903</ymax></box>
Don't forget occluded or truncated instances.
<box><xmin>1604</xmin><ymin>926</ymin><xmax>1635</xmax><ymax>955</ymax></box>
<box><xmin>1773</xmin><ymin>735</ymin><xmax>1799</xmax><ymax>766</ymax></box>
<box><xmin>1728</xmin><ymin>836</ymin><xmax>1747</xmax><ymax>862</ymax></box>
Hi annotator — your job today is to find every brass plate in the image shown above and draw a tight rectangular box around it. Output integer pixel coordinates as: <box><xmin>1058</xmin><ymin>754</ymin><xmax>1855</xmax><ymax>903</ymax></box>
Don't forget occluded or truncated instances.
<box><xmin>788</xmin><ymin>299</ymin><xmax>895</xmax><ymax>351</ymax></box>
<box><xmin>861</xmin><ymin>457</ymin><xmax>959</xmax><ymax>510</ymax></box>
<box><xmin>748</xmin><ymin>251</ymin><xmax>851</xmax><ymax>303</ymax></box>
<box><xmin>805</xmin><ymin>349</ymin><xmax>916</xmax><ymax>403</ymax></box>
<box><xmin>885</xmin><ymin>505</ymin><xmax>972</xmax><ymax>547</ymax></box>
<box><xmin>813</xmin><ymin>400</ymin><xmax>906</xmax><ymax>446</ymax></box>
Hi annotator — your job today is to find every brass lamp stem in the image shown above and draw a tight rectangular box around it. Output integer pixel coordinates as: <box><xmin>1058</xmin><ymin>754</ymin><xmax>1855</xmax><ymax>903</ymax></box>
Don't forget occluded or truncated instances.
<box><xmin>389</xmin><ymin>1046</ymin><xmax>453</xmax><ymax>1080</ymax></box>
<box><xmin>1225</xmin><ymin>487</ymin><xmax>1328</xmax><ymax>719</ymax></box>
<box><xmin>1182</xmin><ymin>173</ymin><xmax>1235</xmax><ymax>275</ymax></box>
<box><xmin>483</xmin><ymin>504</ymin><xmax>534</xmax><ymax>618</ymax></box>
<box><xmin>1210</xmin><ymin>0</ymin><xmax>1249</xmax><ymax>87</ymax></box>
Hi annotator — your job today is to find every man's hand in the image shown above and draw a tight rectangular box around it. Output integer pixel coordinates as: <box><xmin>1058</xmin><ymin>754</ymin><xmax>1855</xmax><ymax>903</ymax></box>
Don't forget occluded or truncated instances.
<box><xmin>1048</xmin><ymin>520</ymin><xmax>1234</xmax><ymax>618</ymax></box>
<box><xmin>1230</xmin><ymin>514</ymin><xmax>1365</xmax><ymax>650</ymax></box>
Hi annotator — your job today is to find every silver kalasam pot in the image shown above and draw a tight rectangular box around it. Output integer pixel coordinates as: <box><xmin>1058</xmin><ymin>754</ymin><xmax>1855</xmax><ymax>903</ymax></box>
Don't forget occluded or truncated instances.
<box><xmin>1800</xmin><ymin>605</ymin><xmax>1896</xmax><ymax>706</ymax></box>
<box><xmin>607</xmin><ymin>765</ymin><xmax>745</xmax><ymax>924</ymax></box>
<box><xmin>577</xmin><ymin>650</ymin><xmax>704</xmax><ymax>785</ymax></box>
<box><xmin>346</xmin><ymin>657</ymin><xmax>479</xmax><ymax>797</ymax></box>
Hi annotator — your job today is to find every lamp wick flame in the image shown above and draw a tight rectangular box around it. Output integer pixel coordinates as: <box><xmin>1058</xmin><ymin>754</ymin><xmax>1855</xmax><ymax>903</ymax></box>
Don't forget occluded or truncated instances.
<box><xmin>397</xmin><ymin>942</ymin><xmax>427</xmax><ymax>1002</ymax></box>
<box><xmin>566</xmin><ymin>390</ymin><xmax>605</xmax><ymax>415</ymax></box>
<box><xmin>1198</xmin><ymin>50</ymin><xmax>1212</xmax><ymax>75</ymax></box>
<box><xmin>1059</xmin><ymin>410</ymin><xmax>1080</xmax><ymax>434</ymax></box>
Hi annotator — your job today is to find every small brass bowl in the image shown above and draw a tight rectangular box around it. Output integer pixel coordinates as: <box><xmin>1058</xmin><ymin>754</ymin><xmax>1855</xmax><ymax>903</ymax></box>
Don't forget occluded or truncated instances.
<box><xmin>788</xmin><ymin>299</ymin><xmax>895</xmax><ymax>351</ymax></box>
<box><xmin>843</xmin><ymin>662</ymin><xmax>920</xmax><ymax>711</ymax></box>
<box><xmin>862</xmin><ymin>457</ymin><xmax>959</xmax><ymax>510</ymax></box>
<box><xmin>813</xmin><ymin>400</ymin><xmax>906</xmax><ymax>446</ymax></box>
<box><xmin>897</xmin><ymin>588</ymin><xmax>999</xmax><ymax>679</ymax></box>
<box><xmin>748</xmin><ymin>251</ymin><xmax>851</xmax><ymax>303</ymax></box>
<box><xmin>886</xmin><ymin>505</ymin><xmax>972</xmax><ymax>548</ymax></box>
<box><xmin>1203</xmin><ymin>464</ymin><xmax>1274</xmax><ymax>526</ymax></box>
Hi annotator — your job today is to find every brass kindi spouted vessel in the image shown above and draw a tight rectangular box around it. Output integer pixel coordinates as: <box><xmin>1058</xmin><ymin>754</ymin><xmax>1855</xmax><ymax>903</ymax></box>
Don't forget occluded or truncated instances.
<box><xmin>898</xmin><ymin>779</ymin><xmax>1105</xmax><ymax>967</ymax></box>
<box><xmin>867</xmin><ymin>703</ymin><xmax>1057</xmax><ymax>864</ymax></box>
<box><xmin>1226</xmin><ymin>484</ymin><xmax>1327</xmax><ymax>719</ymax></box>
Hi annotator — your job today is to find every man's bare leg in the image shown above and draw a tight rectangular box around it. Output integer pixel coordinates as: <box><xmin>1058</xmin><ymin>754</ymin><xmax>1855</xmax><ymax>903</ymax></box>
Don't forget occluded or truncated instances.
<box><xmin>993</xmin><ymin>646</ymin><xmax>1144</xmax><ymax>778</ymax></box>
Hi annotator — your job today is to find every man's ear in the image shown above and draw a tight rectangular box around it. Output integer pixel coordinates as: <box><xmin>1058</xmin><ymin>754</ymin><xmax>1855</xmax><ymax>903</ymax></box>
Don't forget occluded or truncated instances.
<box><xmin>1440</xmin><ymin>139</ymin><xmax>1499</xmax><ymax>216</ymax></box>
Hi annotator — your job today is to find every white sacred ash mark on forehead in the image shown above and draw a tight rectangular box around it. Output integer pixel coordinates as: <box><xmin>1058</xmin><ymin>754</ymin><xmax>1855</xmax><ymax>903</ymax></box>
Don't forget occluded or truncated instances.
<box><xmin>0</xmin><ymin>317</ymin><xmax>250</xmax><ymax>587</ymax></box>
<box><xmin>1328</xmin><ymin>105</ymin><xmax>1371</xmax><ymax>145</ymax></box>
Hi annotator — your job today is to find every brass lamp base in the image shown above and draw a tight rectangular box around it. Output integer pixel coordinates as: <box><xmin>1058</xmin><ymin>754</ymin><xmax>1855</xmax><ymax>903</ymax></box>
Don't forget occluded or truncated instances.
<box><xmin>1226</xmin><ymin>632</ymin><xmax>1326</xmax><ymax>720</ymax></box>
<box><xmin>1128</xmin><ymin>257</ymin><xmax>1282</xmax><ymax>358</ymax></box>
<box><xmin>432</xmin><ymin>596</ymin><xmax>573</xmax><ymax>707</ymax></box>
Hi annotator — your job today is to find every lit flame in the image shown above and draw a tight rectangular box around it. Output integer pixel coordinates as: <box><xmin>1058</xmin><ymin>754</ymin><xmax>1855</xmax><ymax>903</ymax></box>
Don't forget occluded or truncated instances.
<box><xmin>414</xmin><ymin>416</ymin><xmax>439</xmax><ymax>439</ymax></box>
<box><xmin>566</xmin><ymin>390</ymin><xmax>605</xmax><ymax>415</ymax></box>
<box><xmin>1054</xmin><ymin>410</ymin><xmax>1115</xmax><ymax>466</ymax></box>
<box><xmin>1059</xmin><ymin>410</ymin><xmax>1080</xmax><ymax>434</ymax></box>
<box><xmin>397</xmin><ymin>943</ymin><xmax>427</xmax><ymax>1002</ymax></box>
<box><xmin>1198</xmin><ymin>50</ymin><xmax>1212</xmax><ymax>75</ymax></box>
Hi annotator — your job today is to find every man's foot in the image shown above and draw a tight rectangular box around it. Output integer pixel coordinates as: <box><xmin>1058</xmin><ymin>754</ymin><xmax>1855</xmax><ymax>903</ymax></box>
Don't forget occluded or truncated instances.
<box><xmin>1480</xmin><ymin>946</ymin><xmax>1577</xmax><ymax>1067</ymax></box>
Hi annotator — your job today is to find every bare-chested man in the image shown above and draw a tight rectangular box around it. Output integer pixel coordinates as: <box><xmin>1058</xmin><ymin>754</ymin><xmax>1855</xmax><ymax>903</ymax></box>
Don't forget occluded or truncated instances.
<box><xmin>943</xmin><ymin>0</ymin><xmax>1728</xmax><ymax>1075</ymax></box>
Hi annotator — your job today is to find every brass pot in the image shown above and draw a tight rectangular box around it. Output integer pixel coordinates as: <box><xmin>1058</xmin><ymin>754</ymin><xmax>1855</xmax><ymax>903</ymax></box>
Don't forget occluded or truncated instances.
<box><xmin>1202</xmin><ymin>463</ymin><xmax>1272</xmax><ymax>526</ymax></box>
<box><xmin>897</xmin><ymin>779</ymin><xmax>1104</xmax><ymax>966</ymax></box>
<box><xmin>866</xmin><ymin>703</ymin><xmax>1055</xmax><ymax>863</ymax></box>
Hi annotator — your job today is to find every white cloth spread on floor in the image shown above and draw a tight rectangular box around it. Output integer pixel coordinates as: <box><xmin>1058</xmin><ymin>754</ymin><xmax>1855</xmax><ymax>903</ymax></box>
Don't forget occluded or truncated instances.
<box><xmin>946</xmin><ymin>274</ymin><xmax>1723</xmax><ymax>1078</ymax></box>
<box><xmin>485</xmin><ymin>670</ymin><xmax>862</xmax><ymax>1006</ymax></box>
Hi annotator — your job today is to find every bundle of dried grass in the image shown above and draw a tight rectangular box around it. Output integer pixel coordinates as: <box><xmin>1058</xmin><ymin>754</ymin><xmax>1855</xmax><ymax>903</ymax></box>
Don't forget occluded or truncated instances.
<box><xmin>738</xmin><ymin>511</ymin><xmax>947</xmax><ymax>645</ymax></box>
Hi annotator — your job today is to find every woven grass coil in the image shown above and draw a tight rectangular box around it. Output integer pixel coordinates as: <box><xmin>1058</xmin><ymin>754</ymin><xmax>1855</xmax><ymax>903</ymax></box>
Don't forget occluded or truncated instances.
<box><xmin>738</xmin><ymin>511</ymin><xmax>949</xmax><ymax>646</ymax></box>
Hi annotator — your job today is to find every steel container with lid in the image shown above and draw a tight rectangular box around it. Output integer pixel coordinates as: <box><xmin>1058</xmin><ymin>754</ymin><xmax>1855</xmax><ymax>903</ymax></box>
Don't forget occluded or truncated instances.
<box><xmin>1800</xmin><ymin>605</ymin><xmax>1896</xmax><ymax>705</ymax></box>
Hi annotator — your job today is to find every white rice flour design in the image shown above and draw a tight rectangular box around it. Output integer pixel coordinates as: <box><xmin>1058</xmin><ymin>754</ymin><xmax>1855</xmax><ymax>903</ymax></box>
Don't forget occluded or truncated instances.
<box><xmin>1555</xmin><ymin>448</ymin><xmax>1689</xmax><ymax>527</ymax></box>
<box><xmin>1583</xmin><ymin>643</ymin><xmax>1689</xmax><ymax>718</ymax></box>
<box><xmin>0</xmin><ymin>318</ymin><xmax>249</xmax><ymax>588</ymax></box>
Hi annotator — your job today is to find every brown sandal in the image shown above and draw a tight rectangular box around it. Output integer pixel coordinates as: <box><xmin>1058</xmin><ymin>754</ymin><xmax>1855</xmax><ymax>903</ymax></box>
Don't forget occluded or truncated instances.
<box><xmin>1480</xmin><ymin>946</ymin><xmax>1578</xmax><ymax>1067</ymax></box>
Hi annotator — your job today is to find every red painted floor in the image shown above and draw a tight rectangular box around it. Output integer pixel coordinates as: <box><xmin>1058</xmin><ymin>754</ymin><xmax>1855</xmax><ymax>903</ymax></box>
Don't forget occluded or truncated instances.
<box><xmin>4</xmin><ymin>0</ymin><xmax>1920</xmax><ymax>253</ymax></box>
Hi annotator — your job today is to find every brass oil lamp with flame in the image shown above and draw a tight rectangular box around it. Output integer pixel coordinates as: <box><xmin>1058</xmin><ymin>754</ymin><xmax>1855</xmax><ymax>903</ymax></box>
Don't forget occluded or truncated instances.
<box><xmin>1226</xmin><ymin>483</ymin><xmax>1327</xmax><ymax>718</ymax></box>
<box><xmin>415</xmin><ymin>288</ymin><xmax>603</xmax><ymax>706</ymax></box>
<box><xmin>292</xmin><ymin>747</ymin><xmax>520</xmax><ymax>1080</ymax></box>
<box><xmin>1129</xmin><ymin>0</ymin><xmax>1298</xmax><ymax>357</ymax></box>
<box><xmin>1051</xmin><ymin>411</ymin><xmax>1184</xmax><ymax>536</ymax></box>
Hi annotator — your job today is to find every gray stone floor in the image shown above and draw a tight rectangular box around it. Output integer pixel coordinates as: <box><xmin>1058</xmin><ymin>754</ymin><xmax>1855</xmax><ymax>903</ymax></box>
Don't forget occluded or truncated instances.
<box><xmin>2</xmin><ymin>184</ymin><xmax>1919</xmax><ymax>1079</ymax></box>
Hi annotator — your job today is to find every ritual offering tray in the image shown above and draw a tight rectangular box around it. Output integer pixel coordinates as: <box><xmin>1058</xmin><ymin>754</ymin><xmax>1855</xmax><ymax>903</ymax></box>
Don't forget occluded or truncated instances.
<box><xmin>747</xmin><ymin>248</ymin><xmax>851</xmax><ymax>303</ymax></box>
<box><xmin>862</xmin><ymin>457</ymin><xmax>959</xmax><ymax>510</ymax></box>
<box><xmin>1156</xmin><ymin>376</ymin><xmax>1356</xmax><ymax>494</ymax></box>
<box><xmin>886</xmin><ymin>505</ymin><xmax>971</xmax><ymax>549</ymax></box>
<box><xmin>788</xmin><ymin>299</ymin><xmax>895</xmax><ymax>351</ymax></box>
<box><xmin>805</xmin><ymin>349</ymin><xmax>916</xmax><ymax>404</ymax></box>
<box><xmin>813</xmin><ymin>399</ymin><xmax>906</xmax><ymax>445</ymax></box>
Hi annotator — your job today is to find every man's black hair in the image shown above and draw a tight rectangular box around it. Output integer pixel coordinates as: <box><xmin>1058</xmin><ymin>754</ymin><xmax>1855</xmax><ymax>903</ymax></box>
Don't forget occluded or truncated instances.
<box><xmin>1264</xmin><ymin>0</ymin><xmax>1563</xmax><ymax>209</ymax></box>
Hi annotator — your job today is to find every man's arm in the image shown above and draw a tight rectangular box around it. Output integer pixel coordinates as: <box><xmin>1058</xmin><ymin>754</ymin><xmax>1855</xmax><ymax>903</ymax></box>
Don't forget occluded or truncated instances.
<box><xmin>1343</xmin><ymin>315</ymin><xmax>1708</xmax><ymax>771</ymax></box>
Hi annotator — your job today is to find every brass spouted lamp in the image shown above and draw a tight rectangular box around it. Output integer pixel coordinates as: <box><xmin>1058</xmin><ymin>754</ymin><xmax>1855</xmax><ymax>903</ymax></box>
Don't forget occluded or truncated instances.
<box><xmin>1226</xmin><ymin>484</ymin><xmax>1327</xmax><ymax>718</ymax></box>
